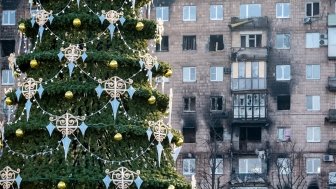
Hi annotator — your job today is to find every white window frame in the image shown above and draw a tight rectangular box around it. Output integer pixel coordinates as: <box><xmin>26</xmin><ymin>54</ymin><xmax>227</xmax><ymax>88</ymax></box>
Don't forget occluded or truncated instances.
<box><xmin>306</xmin><ymin>95</ymin><xmax>320</xmax><ymax>111</ymax></box>
<box><xmin>210</xmin><ymin>5</ymin><xmax>223</xmax><ymax>20</ymax></box>
<box><xmin>277</xmin><ymin>127</ymin><xmax>291</xmax><ymax>142</ymax></box>
<box><xmin>238</xmin><ymin>158</ymin><xmax>262</xmax><ymax>174</ymax></box>
<box><xmin>231</xmin><ymin>61</ymin><xmax>266</xmax><ymax>90</ymax></box>
<box><xmin>275</xmin><ymin>34</ymin><xmax>290</xmax><ymax>49</ymax></box>
<box><xmin>183</xmin><ymin>6</ymin><xmax>197</xmax><ymax>21</ymax></box>
<box><xmin>306</xmin><ymin>33</ymin><xmax>320</xmax><ymax>48</ymax></box>
<box><xmin>1</xmin><ymin>69</ymin><xmax>14</xmax><ymax>85</ymax></box>
<box><xmin>306</xmin><ymin>158</ymin><xmax>321</xmax><ymax>174</ymax></box>
<box><xmin>210</xmin><ymin>96</ymin><xmax>224</xmax><ymax>111</ymax></box>
<box><xmin>2</xmin><ymin>10</ymin><xmax>16</xmax><ymax>25</ymax></box>
<box><xmin>156</xmin><ymin>6</ymin><xmax>169</xmax><ymax>21</ymax></box>
<box><xmin>276</xmin><ymin>65</ymin><xmax>291</xmax><ymax>81</ymax></box>
<box><xmin>183</xmin><ymin>67</ymin><xmax>196</xmax><ymax>82</ymax></box>
<box><xmin>210</xmin><ymin>67</ymin><xmax>223</xmax><ymax>81</ymax></box>
<box><xmin>183</xmin><ymin>158</ymin><xmax>196</xmax><ymax>175</ymax></box>
<box><xmin>210</xmin><ymin>158</ymin><xmax>224</xmax><ymax>174</ymax></box>
<box><xmin>240</xmin><ymin>4</ymin><xmax>261</xmax><ymax>19</ymax></box>
<box><xmin>306</xmin><ymin>2</ymin><xmax>320</xmax><ymax>17</ymax></box>
<box><xmin>277</xmin><ymin>158</ymin><xmax>291</xmax><ymax>175</ymax></box>
<box><xmin>306</xmin><ymin>64</ymin><xmax>320</xmax><ymax>79</ymax></box>
<box><xmin>276</xmin><ymin>3</ymin><xmax>290</xmax><ymax>18</ymax></box>
<box><xmin>241</xmin><ymin>34</ymin><xmax>262</xmax><ymax>48</ymax></box>
<box><xmin>307</xmin><ymin>126</ymin><xmax>321</xmax><ymax>142</ymax></box>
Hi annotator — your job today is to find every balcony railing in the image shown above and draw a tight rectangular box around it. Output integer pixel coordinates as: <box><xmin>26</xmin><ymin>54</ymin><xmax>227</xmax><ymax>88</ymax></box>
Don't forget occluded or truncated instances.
<box><xmin>326</xmin><ymin>109</ymin><xmax>336</xmax><ymax>123</ymax></box>
<box><xmin>229</xmin><ymin>17</ymin><xmax>269</xmax><ymax>31</ymax></box>
<box><xmin>232</xmin><ymin>141</ymin><xmax>265</xmax><ymax>153</ymax></box>
<box><xmin>231</xmin><ymin>47</ymin><xmax>268</xmax><ymax>61</ymax></box>
<box><xmin>328</xmin><ymin>140</ymin><xmax>336</xmax><ymax>155</ymax></box>
<box><xmin>230</xmin><ymin>173</ymin><xmax>267</xmax><ymax>185</ymax></box>
<box><xmin>328</xmin><ymin>77</ymin><xmax>336</xmax><ymax>92</ymax></box>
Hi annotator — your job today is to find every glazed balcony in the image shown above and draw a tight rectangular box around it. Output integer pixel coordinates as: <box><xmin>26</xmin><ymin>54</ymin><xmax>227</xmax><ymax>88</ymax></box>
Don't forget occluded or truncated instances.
<box><xmin>327</xmin><ymin>77</ymin><xmax>336</xmax><ymax>92</ymax></box>
<box><xmin>328</xmin><ymin>140</ymin><xmax>336</xmax><ymax>155</ymax></box>
<box><xmin>326</xmin><ymin>109</ymin><xmax>336</xmax><ymax>123</ymax></box>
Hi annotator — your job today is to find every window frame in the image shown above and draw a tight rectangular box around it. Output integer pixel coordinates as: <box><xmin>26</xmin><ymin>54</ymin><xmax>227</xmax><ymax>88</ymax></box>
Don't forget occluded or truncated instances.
<box><xmin>276</xmin><ymin>3</ymin><xmax>290</xmax><ymax>18</ymax></box>
<box><xmin>277</xmin><ymin>127</ymin><xmax>291</xmax><ymax>142</ymax></box>
<box><xmin>240</xmin><ymin>4</ymin><xmax>261</xmax><ymax>19</ymax></box>
<box><xmin>183</xmin><ymin>158</ymin><xmax>196</xmax><ymax>175</ymax></box>
<box><xmin>183</xmin><ymin>6</ymin><xmax>197</xmax><ymax>21</ymax></box>
<box><xmin>238</xmin><ymin>158</ymin><xmax>262</xmax><ymax>174</ymax></box>
<box><xmin>2</xmin><ymin>10</ymin><xmax>16</xmax><ymax>25</ymax></box>
<box><xmin>210</xmin><ymin>67</ymin><xmax>224</xmax><ymax>81</ymax></box>
<box><xmin>233</xmin><ymin>93</ymin><xmax>267</xmax><ymax>119</ymax></box>
<box><xmin>306</xmin><ymin>33</ymin><xmax>320</xmax><ymax>48</ymax></box>
<box><xmin>306</xmin><ymin>158</ymin><xmax>321</xmax><ymax>174</ymax></box>
<box><xmin>306</xmin><ymin>95</ymin><xmax>320</xmax><ymax>111</ymax></box>
<box><xmin>156</xmin><ymin>6</ymin><xmax>169</xmax><ymax>21</ymax></box>
<box><xmin>210</xmin><ymin>96</ymin><xmax>224</xmax><ymax>111</ymax></box>
<box><xmin>231</xmin><ymin>61</ymin><xmax>266</xmax><ymax>90</ymax></box>
<box><xmin>182</xmin><ymin>67</ymin><xmax>196</xmax><ymax>82</ymax></box>
<box><xmin>276</xmin><ymin>65</ymin><xmax>291</xmax><ymax>81</ymax></box>
<box><xmin>1</xmin><ymin>69</ymin><xmax>14</xmax><ymax>85</ymax></box>
<box><xmin>277</xmin><ymin>158</ymin><xmax>291</xmax><ymax>175</ymax></box>
<box><xmin>183</xmin><ymin>97</ymin><xmax>196</xmax><ymax>112</ymax></box>
<box><xmin>306</xmin><ymin>126</ymin><xmax>321</xmax><ymax>142</ymax></box>
<box><xmin>306</xmin><ymin>2</ymin><xmax>320</xmax><ymax>17</ymax></box>
<box><xmin>210</xmin><ymin>127</ymin><xmax>224</xmax><ymax>142</ymax></box>
<box><xmin>306</xmin><ymin>64</ymin><xmax>320</xmax><ymax>80</ymax></box>
<box><xmin>209</xmin><ymin>35</ymin><xmax>224</xmax><ymax>51</ymax></box>
<box><xmin>183</xmin><ymin>35</ymin><xmax>197</xmax><ymax>50</ymax></box>
<box><xmin>275</xmin><ymin>34</ymin><xmax>291</xmax><ymax>49</ymax></box>
<box><xmin>209</xmin><ymin>157</ymin><xmax>224</xmax><ymax>174</ymax></box>
<box><xmin>210</xmin><ymin>5</ymin><xmax>223</xmax><ymax>20</ymax></box>
<box><xmin>240</xmin><ymin>34</ymin><xmax>262</xmax><ymax>48</ymax></box>
<box><xmin>156</xmin><ymin>36</ymin><xmax>169</xmax><ymax>52</ymax></box>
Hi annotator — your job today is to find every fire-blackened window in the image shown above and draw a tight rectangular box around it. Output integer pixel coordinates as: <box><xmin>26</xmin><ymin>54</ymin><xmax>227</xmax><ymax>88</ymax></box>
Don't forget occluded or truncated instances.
<box><xmin>1</xmin><ymin>40</ymin><xmax>15</xmax><ymax>57</ymax></box>
<box><xmin>183</xmin><ymin>127</ymin><xmax>196</xmax><ymax>143</ymax></box>
<box><xmin>210</xmin><ymin>96</ymin><xmax>223</xmax><ymax>111</ymax></box>
<box><xmin>156</xmin><ymin>36</ymin><xmax>169</xmax><ymax>52</ymax></box>
<box><xmin>210</xmin><ymin>126</ymin><xmax>223</xmax><ymax>142</ymax></box>
<box><xmin>184</xmin><ymin>97</ymin><xmax>196</xmax><ymax>112</ymax></box>
<box><xmin>183</xmin><ymin>35</ymin><xmax>196</xmax><ymax>50</ymax></box>
<box><xmin>241</xmin><ymin>34</ymin><xmax>262</xmax><ymax>48</ymax></box>
<box><xmin>277</xmin><ymin>95</ymin><xmax>290</xmax><ymax>110</ymax></box>
<box><xmin>240</xmin><ymin>127</ymin><xmax>261</xmax><ymax>141</ymax></box>
<box><xmin>209</xmin><ymin>35</ymin><xmax>224</xmax><ymax>51</ymax></box>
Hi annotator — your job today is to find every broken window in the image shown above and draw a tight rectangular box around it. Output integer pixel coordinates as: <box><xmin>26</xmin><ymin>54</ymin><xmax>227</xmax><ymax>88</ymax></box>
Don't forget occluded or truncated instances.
<box><xmin>240</xmin><ymin>127</ymin><xmax>261</xmax><ymax>141</ymax></box>
<box><xmin>306</xmin><ymin>2</ymin><xmax>319</xmax><ymax>17</ymax></box>
<box><xmin>183</xmin><ymin>127</ymin><xmax>196</xmax><ymax>143</ymax></box>
<box><xmin>183</xmin><ymin>97</ymin><xmax>196</xmax><ymax>112</ymax></box>
<box><xmin>209</xmin><ymin>35</ymin><xmax>224</xmax><ymax>51</ymax></box>
<box><xmin>183</xmin><ymin>157</ymin><xmax>196</xmax><ymax>175</ymax></box>
<box><xmin>210</xmin><ymin>126</ymin><xmax>223</xmax><ymax>142</ymax></box>
<box><xmin>183</xmin><ymin>35</ymin><xmax>196</xmax><ymax>50</ymax></box>
<box><xmin>238</xmin><ymin>158</ymin><xmax>262</xmax><ymax>173</ymax></box>
<box><xmin>1</xmin><ymin>40</ymin><xmax>15</xmax><ymax>57</ymax></box>
<box><xmin>156</xmin><ymin>36</ymin><xmax>169</xmax><ymax>52</ymax></box>
<box><xmin>210</xmin><ymin>96</ymin><xmax>223</xmax><ymax>111</ymax></box>
<box><xmin>277</xmin><ymin>128</ymin><xmax>291</xmax><ymax>142</ymax></box>
<box><xmin>233</xmin><ymin>93</ymin><xmax>266</xmax><ymax>119</ymax></box>
<box><xmin>232</xmin><ymin>61</ymin><xmax>266</xmax><ymax>90</ymax></box>
<box><xmin>241</xmin><ymin>34</ymin><xmax>262</xmax><ymax>48</ymax></box>
<box><xmin>277</xmin><ymin>95</ymin><xmax>290</xmax><ymax>110</ymax></box>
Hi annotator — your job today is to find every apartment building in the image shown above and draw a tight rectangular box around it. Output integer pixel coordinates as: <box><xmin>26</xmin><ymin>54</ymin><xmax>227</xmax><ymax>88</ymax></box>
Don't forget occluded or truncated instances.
<box><xmin>151</xmin><ymin>0</ymin><xmax>336</xmax><ymax>188</ymax></box>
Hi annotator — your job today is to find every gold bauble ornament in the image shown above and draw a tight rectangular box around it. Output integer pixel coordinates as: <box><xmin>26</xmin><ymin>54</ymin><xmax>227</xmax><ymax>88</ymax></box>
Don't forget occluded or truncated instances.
<box><xmin>14</xmin><ymin>71</ymin><xmax>20</xmax><ymax>78</ymax></box>
<box><xmin>176</xmin><ymin>138</ymin><xmax>184</xmax><ymax>146</ymax></box>
<box><xmin>64</xmin><ymin>91</ymin><xmax>73</xmax><ymax>100</ymax></box>
<box><xmin>15</xmin><ymin>129</ymin><xmax>24</xmax><ymax>138</ymax></box>
<box><xmin>0</xmin><ymin>141</ymin><xmax>3</xmax><ymax>148</ymax></box>
<box><xmin>164</xmin><ymin>69</ymin><xmax>173</xmax><ymax>77</ymax></box>
<box><xmin>18</xmin><ymin>23</ymin><xmax>26</xmax><ymax>32</ymax></box>
<box><xmin>57</xmin><ymin>181</ymin><xmax>66</xmax><ymax>189</ymax></box>
<box><xmin>30</xmin><ymin>59</ymin><xmax>38</xmax><ymax>69</ymax></box>
<box><xmin>73</xmin><ymin>18</ymin><xmax>81</xmax><ymax>27</ymax></box>
<box><xmin>5</xmin><ymin>97</ymin><xmax>13</xmax><ymax>105</ymax></box>
<box><xmin>108</xmin><ymin>60</ymin><xmax>118</xmax><ymax>69</ymax></box>
<box><xmin>135</xmin><ymin>21</ymin><xmax>144</xmax><ymax>31</ymax></box>
<box><xmin>114</xmin><ymin>133</ymin><xmax>122</xmax><ymax>141</ymax></box>
<box><xmin>148</xmin><ymin>96</ymin><xmax>156</xmax><ymax>105</ymax></box>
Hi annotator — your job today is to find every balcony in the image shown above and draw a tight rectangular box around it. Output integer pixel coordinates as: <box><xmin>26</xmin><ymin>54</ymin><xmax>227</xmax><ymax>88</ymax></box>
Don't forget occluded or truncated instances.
<box><xmin>231</xmin><ymin>47</ymin><xmax>268</xmax><ymax>61</ymax></box>
<box><xmin>232</xmin><ymin>141</ymin><xmax>266</xmax><ymax>153</ymax></box>
<box><xmin>327</xmin><ymin>77</ymin><xmax>336</xmax><ymax>92</ymax></box>
<box><xmin>326</xmin><ymin>109</ymin><xmax>336</xmax><ymax>123</ymax></box>
<box><xmin>230</xmin><ymin>173</ymin><xmax>267</xmax><ymax>186</ymax></box>
<box><xmin>229</xmin><ymin>17</ymin><xmax>269</xmax><ymax>31</ymax></box>
<box><xmin>328</xmin><ymin>140</ymin><xmax>336</xmax><ymax>155</ymax></box>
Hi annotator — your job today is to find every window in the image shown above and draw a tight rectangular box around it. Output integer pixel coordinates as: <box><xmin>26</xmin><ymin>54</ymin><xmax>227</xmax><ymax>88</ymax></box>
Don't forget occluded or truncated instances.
<box><xmin>183</xmin><ymin>67</ymin><xmax>196</xmax><ymax>82</ymax></box>
<box><xmin>210</xmin><ymin>127</ymin><xmax>223</xmax><ymax>142</ymax></box>
<box><xmin>183</xmin><ymin>158</ymin><xmax>196</xmax><ymax>175</ymax></box>
<box><xmin>1</xmin><ymin>69</ymin><xmax>14</xmax><ymax>85</ymax></box>
<box><xmin>239</xmin><ymin>158</ymin><xmax>262</xmax><ymax>174</ymax></box>
<box><xmin>240</xmin><ymin>4</ymin><xmax>261</xmax><ymax>19</ymax></box>
<box><xmin>306</xmin><ymin>33</ymin><xmax>320</xmax><ymax>48</ymax></box>
<box><xmin>277</xmin><ymin>158</ymin><xmax>290</xmax><ymax>174</ymax></box>
<box><xmin>306</xmin><ymin>158</ymin><xmax>321</xmax><ymax>174</ymax></box>
<box><xmin>232</xmin><ymin>61</ymin><xmax>266</xmax><ymax>90</ymax></box>
<box><xmin>184</xmin><ymin>97</ymin><xmax>196</xmax><ymax>112</ymax></box>
<box><xmin>277</xmin><ymin>128</ymin><xmax>291</xmax><ymax>142</ymax></box>
<box><xmin>156</xmin><ymin>36</ymin><xmax>169</xmax><ymax>52</ymax></box>
<box><xmin>209</xmin><ymin>35</ymin><xmax>224</xmax><ymax>51</ymax></box>
<box><xmin>210</xmin><ymin>5</ymin><xmax>223</xmax><ymax>20</ymax></box>
<box><xmin>277</xmin><ymin>95</ymin><xmax>290</xmax><ymax>110</ymax></box>
<box><xmin>183</xmin><ymin>36</ymin><xmax>197</xmax><ymax>50</ymax></box>
<box><xmin>210</xmin><ymin>157</ymin><xmax>224</xmax><ymax>174</ymax></box>
<box><xmin>241</xmin><ymin>34</ymin><xmax>262</xmax><ymax>48</ymax></box>
<box><xmin>275</xmin><ymin>34</ymin><xmax>290</xmax><ymax>49</ymax></box>
<box><xmin>307</xmin><ymin>127</ymin><xmax>321</xmax><ymax>142</ymax></box>
<box><xmin>276</xmin><ymin>65</ymin><xmax>290</xmax><ymax>81</ymax></box>
<box><xmin>1</xmin><ymin>40</ymin><xmax>15</xmax><ymax>57</ymax></box>
<box><xmin>306</xmin><ymin>96</ymin><xmax>320</xmax><ymax>111</ymax></box>
<box><xmin>156</xmin><ymin>6</ymin><xmax>169</xmax><ymax>21</ymax></box>
<box><xmin>306</xmin><ymin>64</ymin><xmax>320</xmax><ymax>79</ymax></box>
<box><xmin>306</xmin><ymin>2</ymin><xmax>319</xmax><ymax>17</ymax></box>
<box><xmin>276</xmin><ymin>3</ymin><xmax>290</xmax><ymax>18</ymax></box>
<box><xmin>2</xmin><ymin>10</ymin><xmax>16</xmax><ymax>25</ymax></box>
<box><xmin>210</xmin><ymin>67</ymin><xmax>223</xmax><ymax>81</ymax></box>
<box><xmin>183</xmin><ymin>127</ymin><xmax>196</xmax><ymax>143</ymax></box>
<box><xmin>183</xmin><ymin>6</ymin><xmax>196</xmax><ymax>21</ymax></box>
<box><xmin>210</xmin><ymin>96</ymin><xmax>223</xmax><ymax>111</ymax></box>
<box><xmin>240</xmin><ymin>127</ymin><xmax>262</xmax><ymax>141</ymax></box>
<box><xmin>233</xmin><ymin>93</ymin><xmax>266</xmax><ymax>119</ymax></box>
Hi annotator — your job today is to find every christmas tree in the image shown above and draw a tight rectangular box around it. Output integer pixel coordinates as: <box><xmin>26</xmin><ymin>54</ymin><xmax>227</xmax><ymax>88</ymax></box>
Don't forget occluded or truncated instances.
<box><xmin>0</xmin><ymin>0</ymin><xmax>189</xmax><ymax>188</ymax></box>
